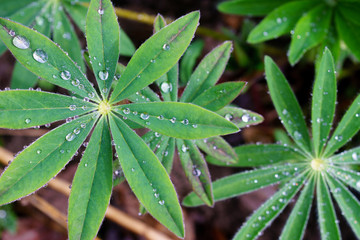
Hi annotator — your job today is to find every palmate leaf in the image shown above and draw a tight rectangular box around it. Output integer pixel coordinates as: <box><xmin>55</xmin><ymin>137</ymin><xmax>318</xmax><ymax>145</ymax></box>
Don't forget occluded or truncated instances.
<box><xmin>279</xmin><ymin>175</ymin><xmax>315</xmax><ymax>240</ymax></box>
<box><xmin>233</xmin><ymin>171</ymin><xmax>308</xmax><ymax>240</ymax></box>
<box><xmin>0</xmin><ymin>90</ymin><xmax>96</xmax><ymax>129</ymax></box>
<box><xmin>248</xmin><ymin>1</ymin><xmax>314</xmax><ymax>44</ymax></box>
<box><xmin>196</xmin><ymin>136</ymin><xmax>237</xmax><ymax>164</ymax></box>
<box><xmin>265</xmin><ymin>56</ymin><xmax>311</xmax><ymax>154</ymax></box>
<box><xmin>183</xmin><ymin>163</ymin><xmax>305</xmax><ymax>207</ymax></box>
<box><xmin>311</xmin><ymin>48</ymin><xmax>336</xmax><ymax>156</ymax></box>
<box><xmin>288</xmin><ymin>4</ymin><xmax>332</xmax><ymax>65</ymax></box>
<box><xmin>216</xmin><ymin>106</ymin><xmax>264</xmax><ymax>128</ymax></box>
<box><xmin>0</xmin><ymin>113</ymin><xmax>98</xmax><ymax>206</ymax></box>
<box><xmin>114</xmin><ymin>102</ymin><xmax>238</xmax><ymax>139</ymax></box>
<box><xmin>317</xmin><ymin>174</ymin><xmax>340</xmax><ymax>240</ymax></box>
<box><xmin>0</xmin><ymin>18</ymin><xmax>100</xmax><ymax>101</ymax></box>
<box><xmin>110</xmin><ymin>11</ymin><xmax>199</xmax><ymax>103</ymax></box>
<box><xmin>218</xmin><ymin>0</ymin><xmax>288</xmax><ymax>16</ymax></box>
<box><xmin>68</xmin><ymin>117</ymin><xmax>113</xmax><ymax>240</ymax></box>
<box><xmin>176</xmin><ymin>139</ymin><xmax>213</xmax><ymax>206</ymax></box>
<box><xmin>326</xmin><ymin>174</ymin><xmax>360</xmax><ymax>238</ymax></box>
<box><xmin>109</xmin><ymin>115</ymin><xmax>184</xmax><ymax>237</ymax></box>
<box><xmin>180</xmin><ymin>41</ymin><xmax>232</xmax><ymax>103</ymax></box>
<box><xmin>206</xmin><ymin>144</ymin><xmax>305</xmax><ymax>167</ymax></box>
<box><xmin>328</xmin><ymin>147</ymin><xmax>360</xmax><ymax>164</ymax></box>
<box><xmin>323</xmin><ymin>94</ymin><xmax>360</xmax><ymax>157</ymax></box>
<box><xmin>86</xmin><ymin>0</ymin><xmax>120</xmax><ymax>98</ymax></box>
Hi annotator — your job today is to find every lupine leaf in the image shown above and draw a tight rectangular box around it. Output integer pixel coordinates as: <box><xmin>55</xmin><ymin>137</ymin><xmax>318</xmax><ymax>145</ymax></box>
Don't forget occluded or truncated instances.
<box><xmin>114</xmin><ymin>102</ymin><xmax>238</xmax><ymax>139</ymax></box>
<box><xmin>180</xmin><ymin>39</ymin><xmax>204</xmax><ymax>85</ymax></box>
<box><xmin>335</xmin><ymin>10</ymin><xmax>360</xmax><ymax>61</ymax></box>
<box><xmin>177</xmin><ymin>139</ymin><xmax>213</xmax><ymax>206</ymax></box>
<box><xmin>0</xmin><ymin>90</ymin><xmax>96</xmax><ymax>129</ymax></box>
<box><xmin>0</xmin><ymin>17</ymin><xmax>100</xmax><ymax>101</ymax></box>
<box><xmin>218</xmin><ymin>0</ymin><xmax>288</xmax><ymax>16</ymax></box>
<box><xmin>63</xmin><ymin>1</ymin><xmax>88</xmax><ymax>32</ymax></box>
<box><xmin>0</xmin><ymin>0</ymin><xmax>36</xmax><ymax>16</ymax></box>
<box><xmin>265</xmin><ymin>56</ymin><xmax>312</xmax><ymax>153</ymax></box>
<box><xmin>327</xmin><ymin>166</ymin><xmax>360</xmax><ymax>192</ymax></box>
<box><xmin>109</xmin><ymin>115</ymin><xmax>184</xmax><ymax>237</ymax></box>
<box><xmin>128</xmin><ymin>87</ymin><xmax>160</xmax><ymax>103</ymax></box>
<box><xmin>68</xmin><ymin>117</ymin><xmax>112</xmax><ymax>240</ymax></box>
<box><xmin>288</xmin><ymin>4</ymin><xmax>332</xmax><ymax>65</ymax></box>
<box><xmin>0</xmin><ymin>113</ymin><xmax>97</xmax><ymax>206</ymax></box>
<box><xmin>216</xmin><ymin>106</ymin><xmax>264</xmax><ymax>128</ymax></box>
<box><xmin>86</xmin><ymin>0</ymin><xmax>120</xmax><ymax>98</ymax></box>
<box><xmin>110</xmin><ymin>11</ymin><xmax>199</xmax><ymax>103</ymax></box>
<box><xmin>326</xmin><ymin>174</ymin><xmax>360</xmax><ymax>238</ymax></box>
<box><xmin>317</xmin><ymin>174</ymin><xmax>340</xmax><ymax>240</ymax></box>
<box><xmin>328</xmin><ymin>147</ymin><xmax>360</xmax><ymax>164</ymax></box>
<box><xmin>180</xmin><ymin>41</ymin><xmax>232</xmax><ymax>103</ymax></box>
<box><xmin>338</xmin><ymin>3</ymin><xmax>360</xmax><ymax>25</ymax></box>
<box><xmin>11</xmin><ymin>62</ymin><xmax>39</xmax><ymax>89</ymax></box>
<box><xmin>183</xmin><ymin>164</ymin><xmax>305</xmax><ymax>207</ymax></box>
<box><xmin>192</xmin><ymin>81</ymin><xmax>246</xmax><ymax>111</ymax></box>
<box><xmin>312</xmin><ymin>48</ymin><xmax>336</xmax><ymax>157</ymax></box>
<box><xmin>279</xmin><ymin>175</ymin><xmax>315</xmax><ymax>240</ymax></box>
<box><xmin>162</xmin><ymin>137</ymin><xmax>176</xmax><ymax>173</ymax></box>
<box><xmin>232</xmin><ymin>172</ymin><xmax>307</xmax><ymax>240</ymax></box>
<box><xmin>157</xmin><ymin>63</ymin><xmax>179</xmax><ymax>102</ymax></box>
<box><xmin>207</xmin><ymin>144</ymin><xmax>305</xmax><ymax>167</ymax></box>
<box><xmin>324</xmin><ymin>95</ymin><xmax>360</xmax><ymax>157</ymax></box>
<box><xmin>274</xmin><ymin>129</ymin><xmax>294</xmax><ymax>146</ymax></box>
<box><xmin>248</xmin><ymin>1</ymin><xmax>314</xmax><ymax>44</ymax></box>
<box><xmin>196</xmin><ymin>136</ymin><xmax>237</xmax><ymax>164</ymax></box>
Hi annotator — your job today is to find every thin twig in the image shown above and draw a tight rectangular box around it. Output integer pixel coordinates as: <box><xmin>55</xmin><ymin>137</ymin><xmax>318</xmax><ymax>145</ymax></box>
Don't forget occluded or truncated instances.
<box><xmin>0</xmin><ymin>147</ymin><xmax>172</xmax><ymax>240</ymax></box>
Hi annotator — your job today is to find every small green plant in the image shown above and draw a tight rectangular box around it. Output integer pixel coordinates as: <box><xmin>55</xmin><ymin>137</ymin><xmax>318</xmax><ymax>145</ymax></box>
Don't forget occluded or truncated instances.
<box><xmin>0</xmin><ymin>0</ymin><xmax>240</xmax><ymax>239</ymax></box>
<box><xmin>184</xmin><ymin>48</ymin><xmax>360</xmax><ymax>239</ymax></box>
<box><xmin>218</xmin><ymin>0</ymin><xmax>360</xmax><ymax>65</ymax></box>
<box><xmin>0</xmin><ymin>0</ymin><xmax>135</xmax><ymax>89</ymax></box>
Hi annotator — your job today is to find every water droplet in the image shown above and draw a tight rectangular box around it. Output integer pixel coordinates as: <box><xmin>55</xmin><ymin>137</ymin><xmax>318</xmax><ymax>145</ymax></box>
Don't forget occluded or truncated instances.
<box><xmin>154</xmin><ymin>193</ymin><xmax>159</xmax><ymax>198</ymax></box>
<box><xmin>274</xmin><ymin>174</ymin><xmax>279</xmax><ymax>179</ymax></box>
<box><xmin>160</xmin><ymin>82</ymin><xmax>172</xmax><ymax>93</ymax></box>
<box><xmin>102</xmin><ymin>88</ymin><xmax>108</xmax><ymax>93</ymax></box>
<box><xmin>80</xmin><ymin>123</ymin><xmax>86</xmax><ymax>128</ymax></box>
<box><xmin>85</xmin><ymin>163</ymin><xmax>88</xmax><ymax>167</ymax></box>
<box><xmin>36</xmin><ymin>149</ymin><xmax>42</xmax><ymax>154</ymax></box>
<box><xmin>282</xmin><ymin>109</ymin><xmax>288</xmax><ymax>115</ymax></box>
<box><xmin>25</xmin><ymin>118</ymin><xmax>31</xmax><ymax>124</ymax></box>
<box><xmin>356</xmin><ymin>181</ymin><xmax>360</xmax><ymax>189</ymax></box>
<box><xmin>157</xmin><ymin>115</ymin><xmax>164</xmax><ymax>120</ymax></box>
<box><xmin>162</xmin><ymin>44</ymin><xmax>170</xmax><ymax>50</ymax></box>
<box><xmin>276</xmin><ymin>17</ymin><xmax>282</xmax><ymax>24</ymax></box>
<box><xmin>123</xmin><ymin>108</ymin><xmax>130</xmax><ymax>114</ymax></box>
<box><xmin>69</xmin><ymin>105</ymin><xmax>76</xmax><ymax>111</ymax></box>
<box><xmin>181</xmin><ymin>119</ymin><xmax>189</xmax><ymax>125</ymax></box>
<box><xmin>33</xmin><ymin>49</ymin><xmax>48</xmax><ymax>63</ymax></box>
<box><xmin>192</xmin><ymin>168</ymin><xmax>201</xmax><ymax>177</ymax></box>
<box><xmin>73</xmin><ymin>128</ymin><xmax>80</xmax><ymax>134</ymax></box>
<box><xmin>8</xmin><ymin>30</ymin><xmax>15</xmax><ymax>37</ymax></box>
<box><xmin>352</xmin><ymin>153</ymin><xmax>358</xmax><ymax>161</ymax></box>
<box><xmin>294</xmin><ymin>131</ymin><xmax>302</xmax><ymax>140</ymax></box>
<box><xmin>154</xmin><ymin>132</ymin><xmax>161</xmax><ymax>137</ymax></box>
<box><xmin>170</xmin><ymin>117</ymin><xmax>176</xmax><ymax>123</ymax></box>
<box><xmin>158</xmin><ymin>200</ymin><xmax>165</xmax><ymax>205</ymax></box>
<box><xmin>241</xmin><ymin>114</ymin><xmax>250</xmax><ymax>123</ymax></box>
<box><xmin>263</xmin><ymin>31</ymin><xmax>268</xmax><ymax>36</ymax></box>
<box><xmin>88</xmin><ymin>92</ymin><xmax>95</xmax><ymax>99</ymax></box>
<box><xmin>72</xmin><ymin>79</ymin><xmax>80</xmax><ymax>86</ymax></box>
<box><xmin>66</xmin><ymin>132</ymin><xmax>76</xmax><ymax>141</ymax></box>
<box><xmin>99</xmin><ymin>70</ymin><xmax>109</xmax><ymax>80</ymax></box>
<box><xmin>60</xmin><ymin>70</ymin><xmax>71</xmax><ymax>80</ymax></box>
<box><xmin>140</xmin><ymin>113</ymin><xmax>149</xmax><ymax>120</ymax></box>
<box><xmin>0</xmin><ymin>210</ymin><xmax>7</xmax><ymax>219</ymax></box>
<box><xmin>13</xmin><ymin>35</ymin><xmax>30</xmax><ymax>49</ymax></box>
<box><xmin>131</xmin><ymin>168</ymin><xmax>135</xmax><ymax>172</ymax></box>
<box><xmin>181</xmin><ymin>144</ymin><xmax>188</xmax><ymax>153</ymax></box>
<box><xmin>225</xmin><ymin>113</ymin><xmax>233</xmax><ymax>121</ymax></box>
<box><xmin>35</xmin><ymin>16</ymin><xmax>44</xmax><ymax>26</ymax></box>
<box><xmin>192</xmin><ymin>124</ymin><xmax>198</xmax><ymax>128</ymax></box>
<box><xmin>98</xmin><ymin>8</ymin><xmax>104</xmax><ymax>14</ymax></box>
<box><xmin>334</xmin><ymin>135</ymin><xmax>343</xmax><ymax>141</ymax></box>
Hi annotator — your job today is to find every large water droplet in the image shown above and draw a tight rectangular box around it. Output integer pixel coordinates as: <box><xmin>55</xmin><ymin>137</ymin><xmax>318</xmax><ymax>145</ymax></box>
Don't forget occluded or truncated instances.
<box><xmin>60</xmin><ymin>70</ymin><xmax>71</xmax><ymax>80</ymax></box>
<box><xmin>241</xmin><ymin>114</ymin><xmax>250</xmax><ymax>123</ymax></box>
<box><xmin>162</xmin><ymin>44</ymin><xmax>170</xmax><ymax>50</ymax></box>
<box><xmin>33</xmin><ymin>49</ymin><xmax>48</xmax><ymax>63</ymax></box>
<box><xmin>99</xmin><ymin>70</ymin><xmax>109</xmax><ymax>81</ymax></box>
<box><xmin>72</xmin><ymin>79</ymin><xmax>80</xmax><ymax>86</ymax></box>
<box><xmin>13</xmin><ymin>35</ymin><xmax>30</xmax><ymax>49</ymax></box>
<box><xmin>69</xmin><ymin>105</ymin><xmax>76</xmax><ymax>111</ymax></box>
<box><xmin>25</xmin><ymin>118</ymin><xmax>31</xmax><ymax>124</ymax></box>
<box><xmin>140</xmin><ymin>113</ymin><xmax>149</xmax><ymax>120</ymax></box>
<box><xmin>192</xmin><ymin>168</ymin><xmax>201</xmax><ymax>177</ymax></box>
<box><xmin>158</xmin><ymin>200</ymin><xmax>165</xmax><ymax>205</ymax></box>
<box><xmin>181</xmin><ymin>119</ymin><xmax>189</xmax><ymax>125</ymax></box>
<box><xmin>98</xmin><ymin>8</ymin><xmax>104</xmax><ymax>15</ymax></box>
<box><xmin>73</xmin><ymin>128</ymin><xmax>80</xmax><ymax>135</ymax></box>
<box><xmin>123</xmin><ymin>108</ymin><xmax>130</xmax><ymax>114</ymax></box>
<box><xmin>66</xmin><ymin>132</ymin><xmax>76</xmax><ymax>141</ymax></box>
<box><xmin>225</xmin><ymin>113</ymin><xmax>233</xmax><ymax>121</ymax></box>
<box><xmin>160</xmin><ymin>82</ymin><xmax>172</xmax><ymax>93</ymax></box>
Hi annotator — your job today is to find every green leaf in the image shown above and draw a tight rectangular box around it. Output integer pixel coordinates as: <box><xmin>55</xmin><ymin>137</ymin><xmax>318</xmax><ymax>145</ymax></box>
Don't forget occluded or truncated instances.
<box><xmin>323</xmin><ymin>94</ymin><xmax>360</xmax><ymax>157</ymax></box>
<box><xmin>180</xmin><ymin>41</ymin><xmax>232</xmax><ymax>103</ymax></box>
<box><xmin>157</xmin><ymin>63</ymin><xmax>179</xmax><ymax>102</ymax></box>
<box><xmin>274</xmin><ymin>129</ymin><xmax>294</xmax><ymax>146</ymax></box>
<box><xmin>10</xmin><ymin>62</ymin><xmax>38</xmax><ymax>89</ymax></box>
<box><xmin>232</xmin><ymin>171</ymin><xmax>307</xmax><ymax>240</ymax></box>
<box><xmin>319</xmin><ymin>24</ymin><xmax>341</xmax><ymax>65</ymax></box>
<box><xmin>180</xmin><ymin>39</ymin><xmax>204</xmax><ymax>85</ymax></box>
<box><xmin>335</xmin><ymin>10</ymin><xmax>360</xmax><ymax>61</ymax></box>
<box><xmin>317</xmin><ymin>173</ymin><xmax>340</xmax><ymax>240</ymax></box>
<box><xmin>110</xmin><ymin>11</ymin><xmax>199</xmax><ymax>103</ymax></box>
<box><xmin>176</xmin><ymin>139</ymin><xmax>213</xmax><ymax>206</ymax></box>
<box><xmin>53</xmin><ymin>3</ymin><xmax>85</xmax><ymax>73</ymax></box>
<box><xmin>328</xmin><ymin>147</ymin><xmax>360</xmax><ymax>164</ymax></box>
<box><xmin>0</xmin><ymin>0</ymin><xmax>35</xmax><ymax>16</ymax></box>
<box><xmin>338</xmin><ymin>3</ymin><xmax>360</xmax><ymax>26</ymax></box>
<box><xmin>288</xmin><ymin>4</ymin><xmax>332</xmax><ymax>65</ymax></box>
<box><xmin>183</xmin><ymin>163</ymin><xmax>305</xmax><ymax>207</ymax></box>
<box><xmin>192</xmin><ymin>81</ymin><xmax>246</xmax><ymax>111</ymax></box>
<box><xmin>0</xmin><ymin>90</ymin><xmax>96</xmax><ymax>129</ymax></box>
<box><xmin>327</xmin><ymin>166</ymin><xmax>360</xmax><ymax>191</ymax></box>
<box><xmin>119</xmin><ymin>28</ymin><xmax>136</xmax><ymax>57</ymax></box>
<box><xmin>160</xmin><ymin>137</ymin><xmax>176</xmax><ymax>173</ymax></box>
<box><xmin>0</xmin><ymin>113</ymin><xmax>97</xmax><ymax>206</ymax></box>
<box><xmin>127</xmin><ymin>87</ymin><xmax>160</xmax><ymax>104</ymax></box>
<box><xmin>114</xmin><ymin>102</ymin><xmax>239</xmax><ymax>139</ymax></box>
<box><xmin>279</xmin><ymin>175</ymin><xmax>315</xmax><ymax>240</ymax></box>
<box><xmin>68</xmin><ymin>117</ymin><xmax>113</xmax><ymax>240</ymax></box>
<box><xmin>248</xmin><ymin>1</ymin><xmax>314</xmax><ymax>44</ymax></box>
<box><xmin>216</xmin><ymin>106</ymin><xmax>264</xmax><ymax>128</ymax></box>
<box><xmin>196</xmin><ymin>136</ymin><xmax>237</xmax><ymax>164</ymax></box>
<box><xmin>109</xmin><ymin>115</ymin><xmax>184</xmax><ymax>237</ymax></box>
<box><xmin>86</xmin><ymin>0</ymin><xmax>120</xmax><ymax>98</ymax></box>
<box><xmin>112</xmin><ymin>158</ymin><xmax>125</xmax><ymax>186</ymax></box>
<box><xmin>312</xmin><ymin>48</ymin><xmax>336</xmax><ymax>157</ymax></box>
<box><xmin>63</xmin><ymin>1</ymin><xmax>88</xmax><ymax>32</ymax></box>
<box><xmin>207</xmin><ymin>144</ymin><xmax>305</xmax><ymax>167</ymax></box>
<box><xmin>326</xmin><ymin>174</ymin><xmax>360</xmax><ymax>238</ymax></box>
<box><xmin>265</xmin><ymin>56</ymin><xmax>312</xmax><ymax>154</ymax></box>
<box><xmin>0</xmin><ymin>18</ymin><xmax>100</xmax><ymax>101</ymax></box>
<box><xmin>153</xmin><ymin>14</ymin><xmax>167</xmax><ymax>32</ymax></box>
<box><xmin>218</xmin><ymin>0</ymin><xmax>289</xmax><ymax>16</ymax></box>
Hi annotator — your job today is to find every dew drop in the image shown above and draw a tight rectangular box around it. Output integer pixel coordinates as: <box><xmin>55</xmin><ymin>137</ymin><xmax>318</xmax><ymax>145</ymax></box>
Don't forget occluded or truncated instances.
<box><xmin>131</xmin><ymin>168</ymin><xmax>135</xmax><ymax>172</ymax></box>
<box><xmin>294</xmin><ymin>131</ymin><xmax>302</xmax><ymax>140</ymax></box>
<box><xmin>192</xmin><ymin>124</ymin><xmax>198</xmax><ymax>128</ymax></box>
<box><xmin>33</xmin><ymin>49</ymin><xmax>48</xmax><ymax>63</ymax></box>
<box><xmin>140</xmin><ymin>113</ymin><xmax>150</xmax><ymax>120</ymax></box>
<box><xmin>170</xmin><ymin>117</ymin><xmax>176</xmax><ymax>123</ymax></box>
<box><xmin>352</xmin><ymin>153</ymin><xmax>358</xmax><ymax>161</ymax></box>
<box><xmin>69</xmin><ymin>105</ymin><xmax>76</xmax><ymax>111</ymax></box>
<box><xmin>154</xmin><ymin>193</ymin><xmax>159</xmax><ymax>198</ymax></box>
<box><xmin>13</xmin><ymin>35</ymin><xmax>30</xmax><ymax>49</ymax></box>
<box><xmin>123</xmin><ymin>108</ymin><xmax>130</xmax><ymax>114</ymax></box>
<box><xmin>158</xmin><ymin>200</ymin><xmax>165</xmax><ymax>205</ymax></box>
<box><xmin>60</xmin><ymin>70</ymin><xmax>71</xmax><ymax>80</ymax></box>
<box><xmin>154</xmin><ymin>132</ymin><xmax>161</xmax><ymax>137</ymax></box>
<box><xmin>181</xmin><ymin>144</ymin><xmax>188</xmax><ymax>153</ymax></box>
<box><xmin>160</xmin><ymin>82</ymin><xmax>172</xmax><ymax>93</ymax></box>
<box><xmin>225</xmin><ymin>113</ymin><xmax>233</xmax><ymax>121</ymax></box>
<box><xmin>73</xmin><ymin>128</ymin><xmax>80</xmax><ymax>135</ymax></box>
<box><xmin>36</xmin><ymin>149</ymin><xmax>42</xmax><ymax>154</ymax></box>
<box><xmin>99</xmin><ymin>70</ymin><xmax>109</xmax><ymax>80</ymax></box>
<box><xmin>66</xmin><ymin>132</ymin><xmax>76</xmax><ymax>141</ymax></box>
<box><xmin>157</xmin><ymin>115</ymin><xmax>164</xmax><ymax>120</ymax></box>
<box><xmin>356</xmin><ymin>181</ymin><xmax>360</xmax><ymax>189</ymax></box>
<box><xmin>80</xmin><ymin>123</ymin><xmax>86</xmax><ymax>128</ymax></box>
<box><xmin>181</xmin><ymin>119</ymin><xmax>189</xmax><ymax>125</ymax></box>
<box><xmin>241</xmin><ymin>114</ymin><xmax>250</xmax><ymax>123</ymax></box>
<box><xmin>162</xmin><ymin>44</ymin><xmax>170</xmax><ymax>50</ymax></box>
<box><xmin>25</xmin><ymin>118</ymin><xmax>31</xmax><ymax>124</ymax></box>
<box><xmin>192</xmin><ymin>168</ymin><xmax>201</xmax><ymax>177</ymax></box>
<box><xmin>98</xmin><ymin>8</ymin><xmax>104</xmax><ymax>15</ymax></box>
<box><xmin>72</xmin><ymin>79</ymin><xmax>80</xmax><ymax>87</ymax></box>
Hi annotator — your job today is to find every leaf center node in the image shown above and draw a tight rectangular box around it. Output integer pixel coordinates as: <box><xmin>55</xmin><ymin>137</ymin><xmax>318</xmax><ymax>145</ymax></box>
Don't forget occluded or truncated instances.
<box><xmin>98</xmin><ymin>101</ymin><xmax>111</xmax><ymax>115</ymax></box>
<box><xmin>311</xmin><ymin>158</ymin><xmax>325</xmax><ymax>171</ymax></box>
